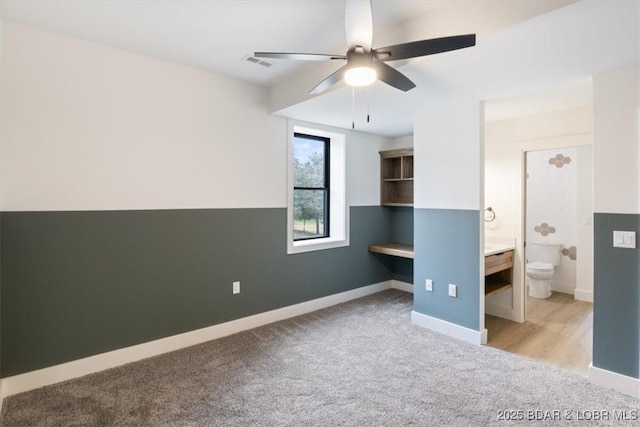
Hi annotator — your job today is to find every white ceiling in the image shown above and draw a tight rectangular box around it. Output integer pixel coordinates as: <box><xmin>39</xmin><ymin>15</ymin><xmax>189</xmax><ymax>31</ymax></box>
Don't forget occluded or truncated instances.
<box><xmin>1</xmin><ymin>0</ymin><xmax>633</xmax><ymax>137</ymax></box>
<box><xmin>0</xmin><ymin>0</ymin><xmax>446</xmax><ymax>86</ymax></box>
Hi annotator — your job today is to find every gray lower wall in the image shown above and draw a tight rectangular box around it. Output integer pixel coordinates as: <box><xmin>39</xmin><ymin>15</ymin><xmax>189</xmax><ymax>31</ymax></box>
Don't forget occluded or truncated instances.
<box><xmin>1</xmin><ymin>206</ymin><xmax>400</xmax><ymax>377</ymax></box>
<box><xmin>12</xmin><ymin>206</ymin><xmax>636</xmax><ymax>380</ymax></box>
<box><xmin>413</xmin><ymin>208</ymin><xmax>480</xmax><ymax>330</ymax></box>
<box><xmin>387</xmin><ymin>206</ymin><xmax>414</xmax><ymax>283</ymax></box>
<box><xmin>389</xmin><ymin>206</ymin><xmax>414</xmax><ymax>245</ymax></box>
<box><xmin>593</xmin><ymin>213</ymin><xmax>640</xmax><ymax>378</ymax></box>
<box><xmin>389</xmin><ymin>257</ymin><xmax>413</xmax><ymax>284</ymax></box>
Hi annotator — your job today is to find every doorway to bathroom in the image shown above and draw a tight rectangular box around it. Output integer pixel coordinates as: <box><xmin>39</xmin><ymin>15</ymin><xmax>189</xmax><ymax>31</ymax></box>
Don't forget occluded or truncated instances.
<box><xmin>524</xmin><ymin>146</ymin><xmax>593</xmax><ymax>303</ymax></box>
<box><xmin>483</xmin><ymin>85</ymin><xmax>595</xmax><ymax>377</ymax></box>
<box><xmin>487</xmin><ymin>146</ymin><xmax>594</xmax><ymax>376</ymax></box>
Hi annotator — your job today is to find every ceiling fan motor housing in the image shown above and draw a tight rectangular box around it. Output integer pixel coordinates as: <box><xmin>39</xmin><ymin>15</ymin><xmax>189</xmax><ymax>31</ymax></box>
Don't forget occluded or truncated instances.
<box><xmin>347</xmin><ymin>46</ymin><xmax>376</xmax><ymax>68</ymax></box>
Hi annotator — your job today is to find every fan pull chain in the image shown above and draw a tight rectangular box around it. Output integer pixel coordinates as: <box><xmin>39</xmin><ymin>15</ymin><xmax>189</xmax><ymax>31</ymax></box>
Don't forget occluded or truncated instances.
<box><xmin>351</xmin><ymin>87</ymin><xmax>355</xmax><ymax>129</ymax></box>
<box><xmin>367</xmin><ymin>87</ymin><xmax>370</xmax><ymax>123</ymax></box>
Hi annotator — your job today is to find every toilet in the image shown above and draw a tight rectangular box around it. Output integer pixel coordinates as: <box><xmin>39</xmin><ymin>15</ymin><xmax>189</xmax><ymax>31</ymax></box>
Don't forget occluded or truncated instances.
<box><xmin>526</xmin><ymin>242</ymin><xmax>562</xmax><ymax>299</ymax></box>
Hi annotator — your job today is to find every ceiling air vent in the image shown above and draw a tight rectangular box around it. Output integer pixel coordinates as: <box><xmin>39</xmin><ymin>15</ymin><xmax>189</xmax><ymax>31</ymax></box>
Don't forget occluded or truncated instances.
<box><xmin>243</xmin><ymin>55</ymin><xmax>272</xmax><ymax>67</ymax></box>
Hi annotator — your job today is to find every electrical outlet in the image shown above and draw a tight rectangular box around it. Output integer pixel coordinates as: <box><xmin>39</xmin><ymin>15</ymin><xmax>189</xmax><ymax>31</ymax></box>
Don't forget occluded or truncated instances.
<box><xmin>425</xmin><ymin>279</ymin><xmax>433</xmax><ymax>292</ymax></box>
<box><xmin>448</xmin><ymin>284</ymin><xmax>457</xmax><ymax>298</ymax></box>
<box><xmin>233</xmin><ymin>281</ymin><xmax>240</xmax><ymax>294</ymax></box>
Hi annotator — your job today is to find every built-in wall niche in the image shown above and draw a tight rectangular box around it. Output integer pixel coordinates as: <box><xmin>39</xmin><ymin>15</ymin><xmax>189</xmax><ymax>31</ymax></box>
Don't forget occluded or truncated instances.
<box><xmin>380</xmin><ymin>148</ymin><xmax>413</xmax><ymax>206</ymax></box>
<box><xmin>369</xmin><ymin>148</ymin><xmax>415</xmax><ymax>268</ymax></box>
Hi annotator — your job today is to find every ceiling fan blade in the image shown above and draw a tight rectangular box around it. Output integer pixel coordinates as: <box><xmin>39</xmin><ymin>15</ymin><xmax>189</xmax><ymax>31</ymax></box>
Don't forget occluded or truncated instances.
<box><xmin>372</xmin><ymin>61</ymin><xmax>416</xmax><ymax>92</ymax></box>
<box><xmin>254</xmin><ymin>52</ymin><xmax>346</xmax><ymax>61</ymax></box>
<box><xmin>373</xmin><ymin>34</ymin><xmax>476</xmax><ymax>61</ymax></box>
<box><xmin>309</xmin><ymin>64</ymin><xmax>349</xmax><ymax>95</ymax></box>
<box><xmin>345</xmin><ymin>0</ymin><xmax>373</xmax><ymax>51</ymax></box>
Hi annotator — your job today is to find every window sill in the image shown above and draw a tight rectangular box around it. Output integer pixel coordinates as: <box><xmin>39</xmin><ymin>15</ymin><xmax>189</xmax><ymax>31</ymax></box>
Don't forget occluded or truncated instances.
<box><xmin>288</xmin><ymin>236</ymin><xmax>349</xmax><ymax>254</ymax></box>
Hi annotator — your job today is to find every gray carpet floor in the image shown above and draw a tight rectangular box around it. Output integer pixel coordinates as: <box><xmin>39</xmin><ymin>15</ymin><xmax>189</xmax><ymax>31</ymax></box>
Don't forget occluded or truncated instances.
<box><xmin>1</xmin><ymin>290</ymin><xmax>638</xmax><ymax>426</ymax></box>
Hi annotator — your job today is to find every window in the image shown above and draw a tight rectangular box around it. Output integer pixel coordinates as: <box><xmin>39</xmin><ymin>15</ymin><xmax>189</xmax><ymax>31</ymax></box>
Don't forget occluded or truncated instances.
<box><xmin>287</xmin><ymin>123</ymin><xmax>348</xmax><ymax>254</ymax></box>
<box><xmin>293</xmin><ymin>133</ymin><xmax>329</xmax><ymax>240</ymax></box>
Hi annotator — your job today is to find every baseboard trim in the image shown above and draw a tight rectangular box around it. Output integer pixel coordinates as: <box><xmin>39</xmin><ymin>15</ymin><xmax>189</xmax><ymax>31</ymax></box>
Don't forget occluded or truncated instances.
<box><xmin>574</xmin><ymin>289</ymin><xmax>594</xmax><ymax>303</ymax></box>
<box><xmin>589</xmin><ymin>364</ymin><xmax>640</xmax><ymax>398</ymax></box>
<box><xmin>550</xmin><ymin>287</ymin><xmax>576</xmax><ymax>296</ymax></box>
<box><xmin>391</xmin><ymin>280</ymin><xmax>413</xmax><ymax>293</ymax></box>
<box><xmin>411</xmin><ymin>311</ymin><xmax>484</xmax><ymax>345</ymax></box>
<box><xmin>1</xmin><ymin>281</ymin><xmax>393</xmax><ymax>400</ymax></box>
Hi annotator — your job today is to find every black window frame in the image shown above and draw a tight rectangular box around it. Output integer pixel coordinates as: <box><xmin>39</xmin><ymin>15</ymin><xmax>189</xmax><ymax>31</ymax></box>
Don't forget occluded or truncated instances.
<box><xmin>293</xmin><ymin>132</ymin><xmax>330</xmax><ymax>241</ymax></box>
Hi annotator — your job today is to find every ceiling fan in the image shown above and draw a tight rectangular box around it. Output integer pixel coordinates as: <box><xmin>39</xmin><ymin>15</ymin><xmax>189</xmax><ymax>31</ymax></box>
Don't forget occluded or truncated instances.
<box><xmin>255</xmin><ymin>0</ymin><xmax>476</xmax><ymax>95</ymax></box>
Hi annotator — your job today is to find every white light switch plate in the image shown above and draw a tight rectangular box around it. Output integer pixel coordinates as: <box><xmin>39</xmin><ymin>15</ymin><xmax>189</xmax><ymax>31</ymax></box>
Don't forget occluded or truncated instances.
<box><xmin>613</xmin><ymin>231</ymin><xmax>636</xmax><ymax>249</ymax></box>
<box><xmin>426</xmin><ymin>279</ymin><xmax>433</xmax><ymax>292</ymax></box>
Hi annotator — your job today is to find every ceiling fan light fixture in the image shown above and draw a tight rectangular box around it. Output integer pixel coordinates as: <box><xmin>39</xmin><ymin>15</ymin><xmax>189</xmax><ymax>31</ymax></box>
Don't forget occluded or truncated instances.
<box><xmin>255</xmin><ymin>0</ymin><xmax>476</xmax><ymax>95</ymax></box>
<box><xmin>344</xmin><ymin>66</ymin><xmax>377</xmax><ymax>87</ymax></box>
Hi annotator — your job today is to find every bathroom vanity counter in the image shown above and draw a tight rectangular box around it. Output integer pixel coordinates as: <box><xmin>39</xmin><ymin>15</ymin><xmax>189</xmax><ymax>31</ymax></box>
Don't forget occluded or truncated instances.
<box><xmin>484</xmin><ymin>243</ymin><xmax>515</xmax><ymax>256</ymax></box>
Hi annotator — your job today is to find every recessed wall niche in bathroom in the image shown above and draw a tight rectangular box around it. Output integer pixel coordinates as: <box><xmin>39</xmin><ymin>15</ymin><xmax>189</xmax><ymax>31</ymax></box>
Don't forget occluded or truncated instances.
<box><xmin>525</xmin><ymin>146</ymin><xmax>592</xmax><ymax>295</ymax></box>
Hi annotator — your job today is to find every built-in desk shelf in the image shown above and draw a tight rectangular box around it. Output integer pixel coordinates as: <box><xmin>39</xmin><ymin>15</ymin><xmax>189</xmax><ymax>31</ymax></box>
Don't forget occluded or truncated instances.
<box><xmin>368</xmin><ymin>243</ymin><xmax>414</xmax><ymax>259</ymax></box>
<box><xmin>369</xmin><ymin>244</ymin><xmax>513</xmax><ymax>297</ymax></box>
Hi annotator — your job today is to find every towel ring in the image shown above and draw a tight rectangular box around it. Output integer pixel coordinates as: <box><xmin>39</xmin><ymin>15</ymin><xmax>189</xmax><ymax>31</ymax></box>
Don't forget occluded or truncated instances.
<box><xmin>484</xmin><ymin>207</ymin><xmax>496</xmax><ymax>222</ymax></box>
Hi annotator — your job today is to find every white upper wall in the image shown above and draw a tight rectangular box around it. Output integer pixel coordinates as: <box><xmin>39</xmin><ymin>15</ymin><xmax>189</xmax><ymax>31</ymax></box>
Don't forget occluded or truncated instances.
<box><xmin>347</xmin><ymin>129</ymin><xmax>392</xmax><ymax>207</ymax></box>
<box><xmin>0</xmin><ymin>21</ymin><xmax>387</xmax><ymax>211</ymax></box>
<box><xmin>1</xmin><ymin>21</ymin><xmax>285</xmax><ymax>211</ymax></box>
<box><xmin>593</xmin><ymin>65</ymin><xmax>640</xmax><ymax>214</ymax></box>
<box><xmin>414</xmin><ymin>102</ymin><xmax>483</xmax><ymax>210</ymax></box>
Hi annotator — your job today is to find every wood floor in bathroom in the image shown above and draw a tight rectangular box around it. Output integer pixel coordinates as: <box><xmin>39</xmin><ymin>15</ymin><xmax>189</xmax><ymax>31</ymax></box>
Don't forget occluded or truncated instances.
<box><xmin>485</xmin><ymin>292</ymin><xmax>593</xmax><ymax>377</ymax></box>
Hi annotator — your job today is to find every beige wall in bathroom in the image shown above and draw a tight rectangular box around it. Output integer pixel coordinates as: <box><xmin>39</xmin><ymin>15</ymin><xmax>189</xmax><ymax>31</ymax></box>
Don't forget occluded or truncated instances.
<box><xmin>484</xmin><ymin>106</ymin><xmax>594</xmax><ymax>321</ymax></box>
